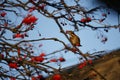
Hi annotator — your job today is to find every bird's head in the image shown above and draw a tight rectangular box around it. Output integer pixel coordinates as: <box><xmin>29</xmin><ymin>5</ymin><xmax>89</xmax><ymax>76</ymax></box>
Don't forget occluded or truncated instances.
<box><xmin>66</xmin><ymin>30</ymin><xmax>74</xmax><ymax>35</ymax></box>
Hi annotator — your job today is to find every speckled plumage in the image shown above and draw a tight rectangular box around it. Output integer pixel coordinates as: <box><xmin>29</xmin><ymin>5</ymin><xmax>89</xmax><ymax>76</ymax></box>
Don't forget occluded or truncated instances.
<box><xmin>66</xmin><ymin>31</ymin><xmax>81</xmax><ymax>46</ymax></box>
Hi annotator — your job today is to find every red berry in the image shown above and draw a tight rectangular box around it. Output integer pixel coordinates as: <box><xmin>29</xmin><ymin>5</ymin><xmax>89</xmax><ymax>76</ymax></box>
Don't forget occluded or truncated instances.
<box><xmin>8</xmin><ymin>62</ymin><xmax>18</xmax><ymax>69</ymax></box>
<box><xmin>80</xmin><ymin>17</ymin><xmax>91</xmax><ymax>23</ymax></box>
<box><xmin>59</xmin><ymin>57</ymin><xmax>65</xmax><ymax>62</ymax></box>
<box><xmin>78</xmin><ymin>64</ymin><xmax>84</xmax><ymax>69</ymax></box>
<box><xmin>50</xmin><ymin>58</ymin><xmax>57</xmax><ymax>62</ymax></box>
<box><xmin>86</xmin><ymin>17</ymin><xmax>91</xmax><ymax>22</ymax></box>
<box><xmin>0</xmin><ymin>12</ymin><xmax>6</xmax><ymax>17</ymax></box>
<box><xmin>13</xmin><ymin>33</ymin><xmax>25</xmax><ymax>39</ymax></box>
<box><xmin>10</xmin><ymin>77</ymin><xmax>16</xmax><ymax>80</ymax></box>
<box><xmin>22</xmin><ymin>14</ymin><xmax>38</xmax><ymax>25</ymax></box>
<box><xmin>88</xmin><ymin>60</ymin><xmax>92</xmax><ymax>64</ymax></box>
<box><xmin>78</xmin><ymin>61</ymin><xmax>87</xmax><ymax>69</ymax></box>
<box><xmin>34</xmin><ymin>56</ymin><xmax>44</xmax><ymax>62</ymax></box>
<box><xmin>21</xmin><ymin>34</ymin><xmax>24</xmax><ymax>38</ymax></box>
<box><xmin>68</xmin><ymin>17</ymin><xmax>72</xmax><ymax>21</ymax></box>
<box><xmin>29</xmin><ymin>6</ymin><xmax>36</xmax><ymax>12</ymax></box>
<box><xmin>39</xmin><ymin>53</ymin><xmax>46</xmax><ymax>57</ymax></box>
<box><xmin>17</xmin><ymin>57</ymin><xmax>23</xmax><ymax>61</ymax></box>
<box><xmin>80</xmin><ymin>18</ymin><xmax>86</xmax><ymax>23</ymax></box>
<box><xmin>52</xmin><ymin>74</ymin><xmax>61</xmax><ymax>80</ymax></box>
<box><xmin>32</xmin><ymin>75</ymin><xmax>45</xmax><ymax>80</ymax></box>
<box><xmin>39</xmin><ymin>4</ymin><xmax>46</xmax><ymax>10</ymax></box>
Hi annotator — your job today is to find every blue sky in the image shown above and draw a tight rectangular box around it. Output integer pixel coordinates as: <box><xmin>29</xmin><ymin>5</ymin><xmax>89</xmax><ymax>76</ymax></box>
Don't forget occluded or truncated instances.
<box><xmin>29</xmin><ymin>0</ymin><xmax>120</xmax><ymax>68</ymax></box>
<box><xmin>27</xmin><ymin>11</ymin><xmax>120</xmax><ymax>68</ymax></box>
<box><xmin>1</xmin><ymin>0</ymin><xmax>120</xmax><ymax>69</ymax></box>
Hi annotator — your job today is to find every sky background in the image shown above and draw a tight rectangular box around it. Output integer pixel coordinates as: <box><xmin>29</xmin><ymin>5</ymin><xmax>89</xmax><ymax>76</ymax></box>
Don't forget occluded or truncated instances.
<box><xmin>2</xmin><ymin>0</ymin><xmax>120</xmax><ymax>69</ymax></box>
<box><xmin>28</xmin><ymin>0</ymin><xmax>120</xmax><ymax>68</ymax></box>
<box><xmin>23</xmin><ymin>2</ymin><xmax>118</xmax><ymax>70</ymax></box>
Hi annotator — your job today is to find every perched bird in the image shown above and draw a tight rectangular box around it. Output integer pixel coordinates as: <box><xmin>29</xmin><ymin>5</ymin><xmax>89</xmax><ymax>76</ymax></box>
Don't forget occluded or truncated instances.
<box><xmin>66</xmin><ymin>31</ymin><xmax>81</xmax><ymax>46</ymax></box>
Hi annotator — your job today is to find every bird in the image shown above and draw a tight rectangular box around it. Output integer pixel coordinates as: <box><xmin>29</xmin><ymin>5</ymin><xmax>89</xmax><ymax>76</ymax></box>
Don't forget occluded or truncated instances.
<box><xmin>66</xmin><ymin>31</ymin><xmax>81</xmax><ymax>46</ymax></box>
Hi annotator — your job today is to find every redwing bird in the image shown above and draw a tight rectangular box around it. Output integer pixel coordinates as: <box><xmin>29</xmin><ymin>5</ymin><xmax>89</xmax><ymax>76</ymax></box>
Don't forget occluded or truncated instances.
<box><xmin>66</xmin><ymin>31</ymin><xmax>82</xmax><ymax>46</ymax></box>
